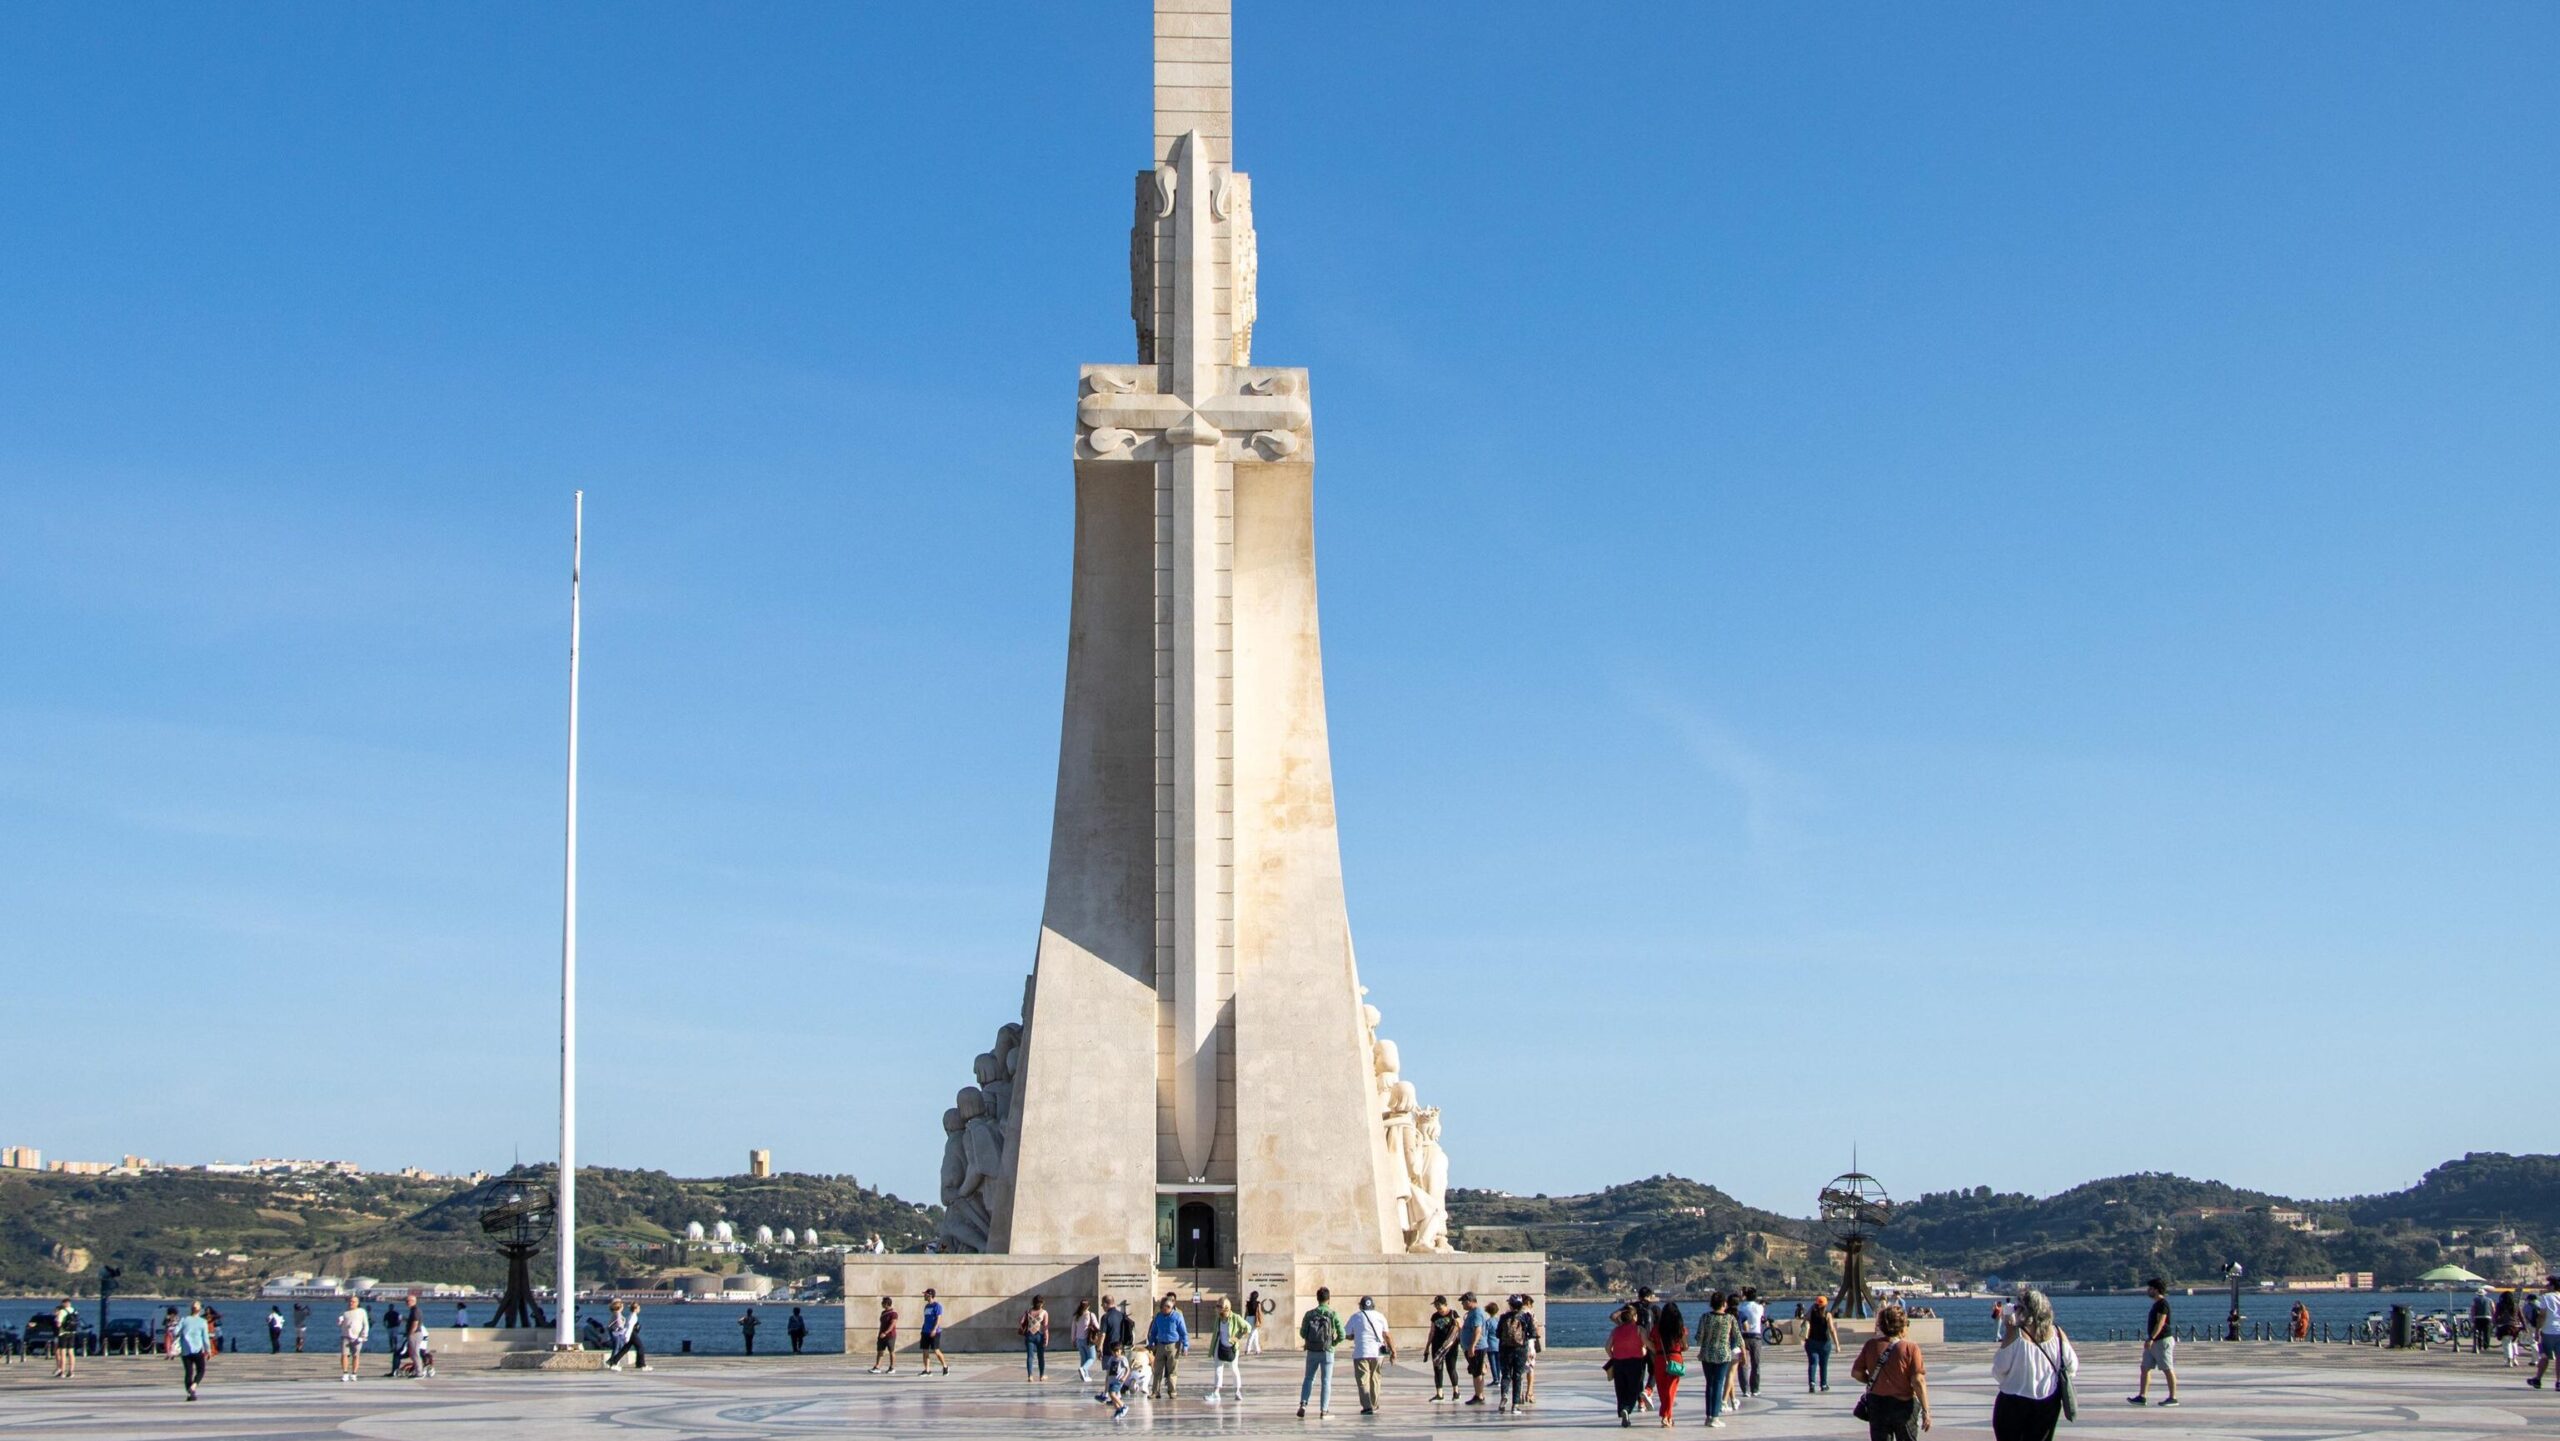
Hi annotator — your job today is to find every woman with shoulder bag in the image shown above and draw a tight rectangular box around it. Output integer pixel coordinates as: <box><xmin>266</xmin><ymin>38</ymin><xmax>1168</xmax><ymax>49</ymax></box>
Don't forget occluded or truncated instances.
<box><xmin>1989</xmin><ymin>1288</ymin><xmax>2077</xmax><ymax>1441</ymax></box>
<box><xmin>1649</xmin><ymin>1299</ymin><xmax>1687</xmax><ymax>1427</ymax></box>
<box><xmin>1847</xmin><ymin>1304</ymin><xmax>1931</xmax><ymax>1439</ymax></box>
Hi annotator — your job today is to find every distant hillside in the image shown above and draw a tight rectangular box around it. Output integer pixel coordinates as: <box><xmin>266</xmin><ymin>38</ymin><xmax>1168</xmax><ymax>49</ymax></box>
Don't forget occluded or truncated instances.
<box><xmin>2343</xmin><ymin>1153</ymin><xmax>2560</xmax><ymax>1233</ymax></box>
<box><xmin>0</xmin><ymin>1165</ymin><xmax>937</xmax><ymax>1294</ymax></box>
<box><xmin>7</xmin><ymin>1153</ymin><xmax>2549</xmax><ymax>1297</ymax></box>
<box><xmin>1458</xmin><ymin>1157</ymin><xmax>2556</xmax><ymax>1297</ymax></box>
<box><xmin>1450</xmin><ymin>1175</ymin><xmax>1833</xmax><ymax>1297</ymax></box>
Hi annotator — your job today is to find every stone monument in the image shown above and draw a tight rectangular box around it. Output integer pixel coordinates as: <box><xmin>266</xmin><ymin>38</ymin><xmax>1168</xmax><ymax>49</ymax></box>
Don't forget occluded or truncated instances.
<box><xmin>843</xmin><ymin>0</ymin><xmax>1542</xmax><ymax>1350</ymax></box>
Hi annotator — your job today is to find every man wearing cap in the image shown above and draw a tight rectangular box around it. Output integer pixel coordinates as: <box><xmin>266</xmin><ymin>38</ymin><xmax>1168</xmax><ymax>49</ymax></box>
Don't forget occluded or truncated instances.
<box><xmin>1345</xmin><ymin>1295</ymin><xmax>1395</xmax><ymax>1415</ymax></box>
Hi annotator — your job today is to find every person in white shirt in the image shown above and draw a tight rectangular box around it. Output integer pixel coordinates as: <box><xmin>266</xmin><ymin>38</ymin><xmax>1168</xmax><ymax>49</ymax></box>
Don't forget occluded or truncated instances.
<box><xmin>2532</xmin><ymin>1275</ymin><xmax>2560</xmax><ymax>1391</ymax></box>
<box><xmin>335</xmin><ymin>1297</ymin><xmax>370</xmax><ymax>1383</ymax></box>
<box><xmin>1735</xmin><ymin>1288</ymin><xmax>1767</xmax><ymax>1398</ymax></box>
<box><xmin>1990</xmin><ymin>1287</ymin><xmax>2079</xmax><ymax>1441</ymax></box>
<box><xmin>1345</xmin><ymin>1295</ymin><xmax>1395</xmax><ymax>1416</ymax></box>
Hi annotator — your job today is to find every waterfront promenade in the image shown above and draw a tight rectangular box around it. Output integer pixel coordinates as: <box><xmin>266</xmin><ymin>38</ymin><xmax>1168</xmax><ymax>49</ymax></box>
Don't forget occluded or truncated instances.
<box><xmin>2</xmin><ymin>1341</ymin><xmax>2547</xmax><ymax>1438</ymax></box>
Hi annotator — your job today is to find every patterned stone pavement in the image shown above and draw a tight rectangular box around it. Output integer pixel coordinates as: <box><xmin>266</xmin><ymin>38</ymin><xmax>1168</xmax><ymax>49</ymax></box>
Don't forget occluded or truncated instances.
<box><xmin>2</xmin><ymin>1341</ymin><xmax>2553</xmax><ymax>1439</ymax></box>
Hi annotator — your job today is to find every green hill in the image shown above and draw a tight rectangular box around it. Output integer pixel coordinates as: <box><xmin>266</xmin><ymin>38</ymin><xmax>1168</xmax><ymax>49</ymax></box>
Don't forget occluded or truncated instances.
<box><xmin>0</xmin><ymin>1165</ymin><xmax>937</xmax><ymax>1294</ymax></box>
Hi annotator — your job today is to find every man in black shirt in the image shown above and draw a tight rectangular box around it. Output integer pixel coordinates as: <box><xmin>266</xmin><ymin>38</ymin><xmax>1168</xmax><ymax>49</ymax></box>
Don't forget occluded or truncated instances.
<box><xmin>2129</xmin><ymin>1277</ymin><xmax>2179</xmax><ymax>1406</ymax></box>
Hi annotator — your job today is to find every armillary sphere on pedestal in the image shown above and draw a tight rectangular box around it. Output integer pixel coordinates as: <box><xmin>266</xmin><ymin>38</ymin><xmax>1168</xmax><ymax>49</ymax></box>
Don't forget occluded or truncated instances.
<box><xmin>1818</xmin><ymin>1171</ymin><xmax>1894</xmax><ymax>1319</ymax></box>
<box><xmin>479</xmin><ymin>1185</ymin><xmax>557</xmax><ymax>1330</ymax></box>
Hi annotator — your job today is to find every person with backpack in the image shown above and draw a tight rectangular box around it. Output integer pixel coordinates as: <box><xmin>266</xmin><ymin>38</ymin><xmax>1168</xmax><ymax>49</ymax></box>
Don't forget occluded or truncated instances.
<box><xmin>1990</xmin><ymin>1287</ymin><xmax>2077</xmax><ymax>1441</ymax></box>
<box><xmin>1848</xmin><ymin>1303</ymin><xmax>1932</xmax><ymax>1440</ymax></box>
<box><xmin>1297</xmin><ymin>1285</ymin><xmax>1346</xmax><ymax>1419</ymax></box>
<box><xmin>787</xmin><ymin>1306</ymin><xmax>809</xmax><ymax>1356</ymax></box>
<box><xmin>1019</xmin><ymin>1294</ymin><xmax>1050</xmax><ymax>1381</ymax></box>
<box><xmin>1495</xmin><ymin>1294</ymin><xmax>1539</xmax><ymax>1414</ymax></box>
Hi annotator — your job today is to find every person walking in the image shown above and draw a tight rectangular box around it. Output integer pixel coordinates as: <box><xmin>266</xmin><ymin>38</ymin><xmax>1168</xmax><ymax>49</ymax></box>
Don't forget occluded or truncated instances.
<box><xmin>1734</xmin><ymin>1288</ymin><xmax>1764</xmax><ymax>1399</ymax></box>
<box><xmin>176</xmin><ymin>1301</ymin><xmax>212</xmax><ymax>1401</ymax></box>
<box><xmin>1019</xmin><ymin>1294</ymin><xmax>1050</xmax><ymax>1381</ymax></box>
<box><xmin>1804</xmin><ymin>1294</ymin><xmax>1837</xmax><ymax>1393</ymax></box>
<box><xmin>380</xmin><ymin>1302</ymin><xmax>403</xmax><ymax>1378</ymax></box>
<box><xmin>2529</xmin><ymin>1275</ymin><xmax>2560</xmax><ymax>1390</ymax></box>
<box><xmin>787</xmin><ymin>1306</ymin><xmax>809</xmax><ymax>1356</ymax></box>
<box><xmin>1495</xmin><ymin>1294</ymin><xmax>1538</xmax><ymax>1415</ymax></box>
<box><xmin>1206</xmin><ymin>1297</ymin><xmax>1249</xmax><ymax>1403</ymax></box>
<box><xmin>335</xmin><ymin>1296</ymin><xmax>368</xmax><ymax>1382</ymax></box>
<box><xmin>1071</xmin><ymin>1299</ymin><xmax>1099</xmax><ymax>1382</ymax></box>
<box><xmin>869</xmin><ymin>1296</ymin><xmax>900</xmax><ymax>1373</ymax></box>
<box><xmin>1297</xmin><ymin>1285</ymin><xmax>1345</xmax><ymax>1419</ymax></box>
<box><xmin>1990</xmin><ymin>1288</ymin><xmax>2077</xmax><ymax>1441</ymax></box>
<box><xmin>1426</xmin><ymin>1295</ymin><xmax>1462</xmax><ymax>1401</ymax></box>
<box><xmin>2128</xmin><ymin>1277</ymin><xmax>2178</xmax><ymax>1407</ymax></box>
<box><xmin>1101</xmin><ymin>1295</ymin><xmax>1134</xmax><ymax>1355</ymax></box>
<box><xmin>1096</xmin><ymin>1340</ymin><xmax>1136</xmax><ymax>1419</ymax></box>
<box><xmin>1650</xmin><ymin>1298</ymin><xmax>1688</xmax><ymax>1427</ymax></box>
<box><xmin>293</xmin><ymin>1301</ymin><xmax>310</xmax><ymax>1353</ymax></box>
<box><xmin>1694</xmin><ymin>1292</ymin><xmax>1741</xmax><ymax>1429</ymax></box>
<box><xmin>916</xmin><ymin>1290</ymin><xmax>950</xmax><ymax>1375</ymax></box>
<box><xmin>1243</xmin><ymin>1290</ymin><xmax>1266</xmax><ymax>1355</ymax></box>
<box><xmin>1346</xmin><ymin>1295</ymin><xmax>1395</xmax><ymax>1415</ymax></box>
<box><xmin>1477</xmin><ymin>1296</ymin><xmax>1507</xmax><ymax>1405</ymax></box>
<box><xmin>267</xmin><ymin>1306</ymin><xmax>285</xmax><ymax>1353</ymax></box>
<box><xmin>1607</xmin><ymin>1305</ymin><xmax>1651</xmax><ymax>1425</ymax></box>
<box><xmin>1146</xmin><ymin>1294</ymin><xmax>1189</xmax><ymax>1398</ymax></box>
<box><xmin>1848</xmin><ymin>1303</ymin><xmax>1932</xmax><ymax>1440</ymax></box>
<box><xmin>1521</xmin><ymin>1295</ymin><xmax>1544</xmax><ymax>1404</ymax></box>
<box><xmin>605</xmin><ymin>1301</ymin><xmax>631</xmax><ymax>1370</ymax></box>
<box><xmin>50</xmin><ymin>1299</ymin><xmax>77</xmax><ymax>1379</ymax></box>
<box><xmin>1457</xmin><ymin>1292</ymin><xmax>1491</xmax><ymax>1405</ymax></box>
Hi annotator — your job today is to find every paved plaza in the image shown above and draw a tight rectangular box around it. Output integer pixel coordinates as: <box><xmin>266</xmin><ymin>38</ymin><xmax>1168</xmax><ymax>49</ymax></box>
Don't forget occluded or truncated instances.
<box><xmin>4</xmin><ymin>1342</ymin><xmax>2555</xmax><ymax>1439</ymax></box>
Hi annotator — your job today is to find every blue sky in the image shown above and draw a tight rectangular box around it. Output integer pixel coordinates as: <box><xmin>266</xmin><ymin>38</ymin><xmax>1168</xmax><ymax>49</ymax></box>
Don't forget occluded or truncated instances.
<box><xmin>2</xmin><ymin>2</ymin><xmax>2552</xmax><ymax>1217</ymax></box>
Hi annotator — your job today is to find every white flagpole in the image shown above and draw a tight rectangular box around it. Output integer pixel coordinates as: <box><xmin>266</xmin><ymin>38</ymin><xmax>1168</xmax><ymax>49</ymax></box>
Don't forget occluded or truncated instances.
<box><xmin>554</xmin><ymin>491</ymin><xmax>582</xmax><ymax>1349</ymax></box>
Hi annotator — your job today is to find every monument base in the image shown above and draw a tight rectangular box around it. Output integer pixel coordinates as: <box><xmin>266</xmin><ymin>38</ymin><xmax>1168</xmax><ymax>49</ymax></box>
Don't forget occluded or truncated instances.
<box><xmin>496</xmin><ymin>1347</ymin><xmax>608</xmax><ymax>1371</ymax></box>
<box><xmin>842</xmin><ymin>1253</ymin><xmax>1546</xmax><ymax>1355</ymax></box>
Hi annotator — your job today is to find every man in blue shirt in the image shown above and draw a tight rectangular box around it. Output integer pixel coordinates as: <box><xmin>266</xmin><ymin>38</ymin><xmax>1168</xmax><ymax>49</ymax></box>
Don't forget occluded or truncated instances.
<box><xmin>175</xmin><ymin>1302</ymin><xmax>212</xmax><ymax>1401</ymax></box>
<box><xmin>1146</xmin><ymin>1296</ymin><xmax>1190</xmax><ymax>1398</ymax></box>
<box><xmin>916</xmin><ymin>1289</ymin><xmax>950</xmax><ymax>1375</ymax></box>
<box><xmin>1457</xmin><ymin>1292</ymin><xmax>1490</xmax><ymax>1405</ymax></box>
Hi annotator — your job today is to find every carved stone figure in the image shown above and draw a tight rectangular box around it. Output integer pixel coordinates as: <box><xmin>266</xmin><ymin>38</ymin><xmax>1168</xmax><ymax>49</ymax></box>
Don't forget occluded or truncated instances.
<box><xmin>1404</xmin><ymin>1107</ymin><xmax>1452</xmax><ymax>1253</ymax></box>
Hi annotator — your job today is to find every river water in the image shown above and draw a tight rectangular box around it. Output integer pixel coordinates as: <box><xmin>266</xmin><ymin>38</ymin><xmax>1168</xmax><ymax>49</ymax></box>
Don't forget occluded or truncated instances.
<box><xmin>4</xmin><ymin>1288</ymin><xmax>2480</xmax><ymax>1355</ymax></box>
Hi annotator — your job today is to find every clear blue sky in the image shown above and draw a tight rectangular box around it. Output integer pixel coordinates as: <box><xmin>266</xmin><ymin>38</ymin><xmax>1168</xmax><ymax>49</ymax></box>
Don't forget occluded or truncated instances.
<box><xmin>3</xmin><ymin>3</ymin><xmax>2552</xmax><ymax>1217</ymax></box>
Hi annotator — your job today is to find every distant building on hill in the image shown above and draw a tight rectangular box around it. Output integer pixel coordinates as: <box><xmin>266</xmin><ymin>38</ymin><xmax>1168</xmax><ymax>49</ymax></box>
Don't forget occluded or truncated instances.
<box><xmin>749</xmin><ymin>1149</ymin><xmax>772</xmax><ymax>1179</ymax></box>
<box><xmin>3</xmin><ymin>1146</ymin><xmax>43</xmax><ymax>1170</ymax></box>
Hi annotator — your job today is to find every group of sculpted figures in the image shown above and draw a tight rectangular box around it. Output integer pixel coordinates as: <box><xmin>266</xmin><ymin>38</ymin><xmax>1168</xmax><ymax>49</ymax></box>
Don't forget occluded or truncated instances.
<box><xmin>931</xmin><ymin>999</ymin><xmax>1453</xmax><ymax>1256</ymax></box>
<box><xmin>933</xmin><ymin>1022</ymin><xmax>1021</xmax><ymax>1254</ymax></box>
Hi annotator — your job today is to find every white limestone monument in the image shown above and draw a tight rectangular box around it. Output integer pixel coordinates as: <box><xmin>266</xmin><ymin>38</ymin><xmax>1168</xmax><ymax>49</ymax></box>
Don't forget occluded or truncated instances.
<box><xmin>843</xmin><ymin>0</ymin><xmax>1542</xmax><ymax>1349</ymax></box>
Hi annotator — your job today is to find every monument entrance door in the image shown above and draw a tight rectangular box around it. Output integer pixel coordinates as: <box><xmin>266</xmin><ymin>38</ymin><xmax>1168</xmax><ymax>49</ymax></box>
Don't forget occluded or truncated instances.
<box><xmin>1175</xmin><ymin>1202</ymin><xmax>1217</xmax><ymax>1269</ymax></box>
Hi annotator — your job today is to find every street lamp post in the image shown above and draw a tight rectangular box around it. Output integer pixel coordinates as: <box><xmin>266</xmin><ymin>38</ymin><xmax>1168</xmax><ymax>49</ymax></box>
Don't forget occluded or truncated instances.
<box><xmin>2224</xmin><ymin>1261</ymin><xmax>2244</xmax><ymax>1341</ymax></box>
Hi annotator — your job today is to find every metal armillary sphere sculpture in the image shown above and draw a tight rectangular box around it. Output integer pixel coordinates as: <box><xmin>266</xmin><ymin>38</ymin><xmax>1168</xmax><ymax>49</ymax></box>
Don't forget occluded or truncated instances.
<box><xmin>1819</xmin><ymin>1171</ymin><xmax>1894</xmax><ymax>1319</ymax></box>
<box><xmin>480</xmin><ymin>1185</ymin><xmax>558</xmax><ymax>1329</ymax></box>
